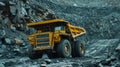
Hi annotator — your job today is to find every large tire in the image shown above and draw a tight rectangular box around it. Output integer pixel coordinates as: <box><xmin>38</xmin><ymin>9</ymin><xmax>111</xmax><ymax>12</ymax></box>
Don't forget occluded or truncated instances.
<box><xmin>57</xmin><ymin>39</ymin><xmax>72</xmax><ymax>58</ymax></box>
<box><xmin>73</xmin><ymin>41</ymin><xmax>85</xmax><ymax>57</ymax></box>
<box><xmin>28</xmin><ymin>46</ymin><xmax>42</xmax><ymax>59</ymax></box>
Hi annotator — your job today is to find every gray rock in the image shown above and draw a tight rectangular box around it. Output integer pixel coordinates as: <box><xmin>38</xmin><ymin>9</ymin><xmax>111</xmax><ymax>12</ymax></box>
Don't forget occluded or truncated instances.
<box><xmin>61</xmin><ymin>65</ymin><xmax>73</xmax><ymax>67</ymax></box>
<box><xmin>10</xmin><ymin>24</ymin><xmax>16</xmax><ymax>31</ymax></box>
<box><xmin>9</xmin><ymin>1</ymin><xmax>16</xmax><ymax>5</ymax></box>
<box><xmin>72</xmin><ymin>63</ymin><xmax>80</xmax><ymax>67</ymax></box>
<box><xmin>5</xmin><ymin>38</ymin><xmax>12</xmax><ymax>45</ymax></box>
<box><xmin>40</xmin><ymin>64</ymin><xmax>47</xmax><ymax>67</ymax></box>
<box><xmin>13</xmin><ymin>48</ymin><xmax>20</xmax><ymax>52</ymax></box>
<box><xmin>1</xmin><ymin>44</ymin><xmax>6</xmax><ymax>49</ymax></box>
<box><xmin>98</xmin><ymin>63</ymin><xmax>104</xmax><ymax>67</ymax></box>
<box><xmin>0</xmin><ymin>54</ymin><xmax>2</xmax><ymax>57</ymax></box>
<box><xmin>4</xmin><ymin>60</ymin><xmax>17</xmax><ymax>67</ymax></box>
<box><xmin>10</xmin><ymin>6</ymin><xmax>17</xmax><ymax>15</ymax></box>
<box><xmin>42</xmin><ymin>54</ymin><xmax>48</xmax><ymax>59</ymax></box>
<box><xmin>0</xmin><ymin>47</ymin><xmax>5</xmax><ymax>53</ymax></box>
<box><xmin>44</xmin><ymin>59</ymin><xmax>52</xmax><ymax>64</ymax></box>
<box><xmin>116</xmin><ymin>44</ymin><xmax>120</xmax><ymax>52</ymax></box>
<box><xmin>0</xmin><ymin>63</ymin><xmax>4</xmax><ymax>67</ymax></box>
<box><xmin>33</xmin><ymin>61</ymin><xmax>38</xmax><ymax>65</ymax></box>
<box><xmin>2</xmin><ymin>17</ymin><xmax>9</xmax><ymax>24</ymax></box>
<box><xmin>73</xmin><ymin>3</ymin><xmax>77</xmax><ymax>6</ymax></box>
<box><xmin>14</xmin><ymin>38</ymin><xmax>24</xmax><ymax>46</ymax></box>
<box><xmin>0</xmin><ymin>29</ymin><xmax>6</xmax><ymax>39</ymax></box>
<box><xmin>40</xmin><ymin>61</ymin><xmax>47</xmax><ymax>67</ymax></box>
<box><xmin>0</xmin><ymin>2</ymin><xmax>5</xmax><ymax>6</ymax></box>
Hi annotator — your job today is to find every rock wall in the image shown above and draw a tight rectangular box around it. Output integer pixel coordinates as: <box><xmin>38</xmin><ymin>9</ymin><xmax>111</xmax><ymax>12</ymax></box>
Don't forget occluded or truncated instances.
<box><xmin>37</xmin><ymin>0</ymin><xmax>120</xmax><ymax>41</ymax></box>
<box><xmin>1</xmin><ymin>0</ymin><xmax>120</xmax><ymax>42</ymax></box>
<box><xmin>0</xmin><ymin>0</ymin><xmax>57</xmax><ymax>59</ymax></box>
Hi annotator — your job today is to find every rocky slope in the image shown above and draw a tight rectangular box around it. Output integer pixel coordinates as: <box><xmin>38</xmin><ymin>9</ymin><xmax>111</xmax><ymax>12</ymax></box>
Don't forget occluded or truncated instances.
<box><xmin>0</xmin><ymin>0</ymin><xmax>120</xmax><ymax>67</ymax></box>
<box><xmin>38</xmin><ymin>0</ymin><xmax>120</xmax><ymax>41</ymax></box>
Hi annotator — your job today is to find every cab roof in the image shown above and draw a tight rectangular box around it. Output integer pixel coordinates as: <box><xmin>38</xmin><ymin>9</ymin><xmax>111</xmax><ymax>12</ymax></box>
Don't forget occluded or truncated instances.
<box><xmin>27</xmin><ymin>19</ymin><xmax>69</xmax><ymax>27</ymax></box>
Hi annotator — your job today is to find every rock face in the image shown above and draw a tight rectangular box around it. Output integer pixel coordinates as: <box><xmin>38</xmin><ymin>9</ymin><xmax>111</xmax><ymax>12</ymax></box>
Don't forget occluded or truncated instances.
<box><xmin>86</xmin><ymin>39</ymin><xmax>119</xmax><ymax>57</ymax></box>
<box><xmin>0</xmin><ymin>0</ymin><xmax>57</xmax><ymax>59</ymax></box>
<box><xmin>37</xmin><ymin>0</ymin><xmax>120</xmax><ymax>41</ymax></box>
<box><xmin>0</xmin><ymin>0</ymin><xmax>120</xmax><ymax>67</ymax></box>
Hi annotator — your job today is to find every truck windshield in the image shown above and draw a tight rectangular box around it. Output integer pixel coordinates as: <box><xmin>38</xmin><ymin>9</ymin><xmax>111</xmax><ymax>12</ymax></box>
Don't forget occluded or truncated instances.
<box><xmin>55</xmin><ymin>26</ymin><xmax>64</xmax><ymax>31</ymax></box>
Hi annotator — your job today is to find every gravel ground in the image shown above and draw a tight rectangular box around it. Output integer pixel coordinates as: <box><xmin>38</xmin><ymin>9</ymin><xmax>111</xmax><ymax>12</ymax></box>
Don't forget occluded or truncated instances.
<box><xmin>0</xmin><ymin>39</ymin><xmax>120</xmax><ymax>67</ymax></box>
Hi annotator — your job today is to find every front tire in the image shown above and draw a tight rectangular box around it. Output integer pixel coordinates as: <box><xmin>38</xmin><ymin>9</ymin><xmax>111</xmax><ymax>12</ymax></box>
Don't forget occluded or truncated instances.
<box><xmin>28</xmin><ymin>46</ymin><xmax>42</xmax><ymax>59</ymax></box>
<box><xmin>57</xmin><ymin>39</ymin><xmax>72</xmax><ymax>58</ymax></box>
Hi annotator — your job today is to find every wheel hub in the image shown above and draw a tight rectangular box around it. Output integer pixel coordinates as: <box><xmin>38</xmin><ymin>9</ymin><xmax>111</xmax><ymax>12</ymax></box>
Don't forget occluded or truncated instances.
<box><xmin>65</xmin><ymin>45</ymin><xmax>69</xmax><ymax>54</ymax></box>
<box><xmin>80</xmin><ymin>45</ymin><xmax>84</xmax><ymax>54</ymax></box>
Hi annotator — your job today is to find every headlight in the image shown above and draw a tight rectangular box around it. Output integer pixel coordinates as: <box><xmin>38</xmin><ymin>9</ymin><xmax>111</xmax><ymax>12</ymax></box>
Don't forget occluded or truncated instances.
<box><xmin>28</xmin><ymin>36</ymin><xmax>34</xmax><ymax>41</ymax></box>
<box><xmin>28</xmin><ymin>36</ymin><xmax>35</xmax><ymax>45</ymax></box>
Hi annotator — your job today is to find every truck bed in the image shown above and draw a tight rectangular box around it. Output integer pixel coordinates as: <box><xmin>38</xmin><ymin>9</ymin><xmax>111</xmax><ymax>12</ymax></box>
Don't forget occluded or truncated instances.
<box><xmin>68</xmin><ymin>25</ymin><xmax>86</xmax><ymax>38</ymax></box>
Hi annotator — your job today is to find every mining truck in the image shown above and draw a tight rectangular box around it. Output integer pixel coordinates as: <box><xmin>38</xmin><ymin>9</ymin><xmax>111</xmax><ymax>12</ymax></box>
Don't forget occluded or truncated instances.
<box><xmin>27</xmin><ymin>19</ymin><xmax>86</xmax><ymax>59</ymax></box>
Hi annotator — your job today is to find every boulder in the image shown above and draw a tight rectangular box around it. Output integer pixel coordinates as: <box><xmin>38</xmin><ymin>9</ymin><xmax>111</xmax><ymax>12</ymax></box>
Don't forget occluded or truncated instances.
<box><xmin>14</xmin><ymin>38</ymin><xmax>24</xmax><ymax>46</ymax></box>
<box><xmin>40</xmin><ymin>61</ymin><xmax>47</xmax><ymax>67</ymax></box>
<box><xmin>0</xmin><ymin>63</ymin><xmax>4</xmax><ymax>67</ymax></box>
<box><xmin>44</xmin><ymin>59</ymin><xmax>52</xmax><ymax>64</ymax></box>
<box><xmin>0</xmin><ymin>2</ymin><xmax>5</xmax><ymax>6</ymax></box>
<box><xmin>4</xmin><ymin>38</ymin><xmax>12</xmax><ymax>45</ymax></box>
<box><xmin>10</xmin><ymin>24</ymin><xmax>16</xmax><ymax>31</ymax></box>
<box><xmin>0</xmin><ymin>29</ymin><xmax>6</xmax><ymax>39</ymax></box>
<box><xmin>116</xmin><ymin>43</ymin><xmax>120</xmax><ymax>52</ymax></box>
<box><xmin>40</xmin><ymin>64</ymin><xmax>47</xmax><ymax>67</ymax></box>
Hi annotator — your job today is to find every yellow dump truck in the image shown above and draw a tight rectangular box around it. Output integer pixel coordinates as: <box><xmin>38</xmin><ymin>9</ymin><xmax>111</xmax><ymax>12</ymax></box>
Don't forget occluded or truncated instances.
<box><xmin>27</xmin><ymin>19</ymin><xmax>86</xmax><ymax>59</ymax></box>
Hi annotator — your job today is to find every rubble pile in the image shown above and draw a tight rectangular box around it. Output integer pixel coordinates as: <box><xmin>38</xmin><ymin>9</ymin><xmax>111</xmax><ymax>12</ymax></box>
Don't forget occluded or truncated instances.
<box><xmin>0</xmin><ymin>0</ymin><xmax>56</xmax><ymax>58</ymax></box>
<box><xmin>0</xmin><ymin>0</ymin><xmax>59</xmax><ymax>67</ymax></box>
<box><xmin>39</xmin><ymin>0</ymin><xmax>120</xmax><ymax>41</ymax></box>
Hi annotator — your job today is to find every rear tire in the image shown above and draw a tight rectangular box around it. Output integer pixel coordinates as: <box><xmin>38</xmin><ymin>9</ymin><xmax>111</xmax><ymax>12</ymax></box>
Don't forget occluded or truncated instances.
<box><xmin>73</xmin><ymin>41</ymin><xmax>85</xmax><ymax>57</ymax></box>
<box><xmin>57</xmin><ymin>39</ymin><xmax>71</xmax><ymax>58</ymax></box>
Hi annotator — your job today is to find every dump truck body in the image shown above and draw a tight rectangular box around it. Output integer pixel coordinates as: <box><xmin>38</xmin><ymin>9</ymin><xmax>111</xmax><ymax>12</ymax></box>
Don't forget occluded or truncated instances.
<box><xmin>27</xmin><ymin>19</ymin><xmax>86</xmax><ymax>59</ymax></box>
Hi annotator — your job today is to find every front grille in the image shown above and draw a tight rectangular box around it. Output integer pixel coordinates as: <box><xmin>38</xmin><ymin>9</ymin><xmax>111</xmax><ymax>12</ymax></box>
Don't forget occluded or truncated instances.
<box><xmin>37</xmin><ymin>43</ymin><xmax>49</xmax><ymax>47</ymax></box>
<box><xmin>36</xmin><ymin>34</ymin><xmax>49</xmax><ymax>38</ymax></box>
<box><xmin>36</xmin><ymin>33</ymin><xmax>50</xmax><ymax>46</ymax></box>
<box><xmin>37</xmin><ymin>38</ymin><xmax>49</xmax><ymax>42</ymax></box>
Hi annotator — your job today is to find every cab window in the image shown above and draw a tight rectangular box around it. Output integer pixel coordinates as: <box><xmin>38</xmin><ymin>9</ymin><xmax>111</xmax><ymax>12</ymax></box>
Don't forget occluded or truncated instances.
<box><xmin>55</xmin><ymin>26</ymin><xmax>64</xmax><ymax>31</ymax></box>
